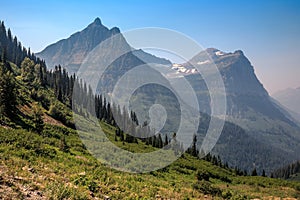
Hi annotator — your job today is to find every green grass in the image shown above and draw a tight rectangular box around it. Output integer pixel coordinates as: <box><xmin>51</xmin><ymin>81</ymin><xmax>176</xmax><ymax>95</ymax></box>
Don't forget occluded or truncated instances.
<box><xmin>289</xmin><ymin>173</ymin><xmax>300</xmax><ymax>182</ymax></box>
<box><xmin>1</xmin><ymin>125</ymin><xmax>300</xmax><ymax>199</ymax></box>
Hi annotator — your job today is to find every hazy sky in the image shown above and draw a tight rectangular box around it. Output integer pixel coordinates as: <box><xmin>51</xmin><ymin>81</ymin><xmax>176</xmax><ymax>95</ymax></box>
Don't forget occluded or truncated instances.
<box><xmin>1</xmin><ymin>0</ymin><xmax>300</xmax><ymax>94</ymax></box>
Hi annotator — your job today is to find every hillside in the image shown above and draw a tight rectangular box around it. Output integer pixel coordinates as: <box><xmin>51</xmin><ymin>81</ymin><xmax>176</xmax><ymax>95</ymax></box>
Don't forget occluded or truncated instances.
<box><xmin>0</xmin><ymin>59</ymin><xmax>298</xmax><ymax>199</ymax></box>
<box><xmin>1</xmin><ymin>19</ymin><xmax>300</xmax><ymax>199</ymax></box>
<box><xmin>1</xmin><ymin>125</ymin><xmax>300</xmax><ymax>199</ymax></box>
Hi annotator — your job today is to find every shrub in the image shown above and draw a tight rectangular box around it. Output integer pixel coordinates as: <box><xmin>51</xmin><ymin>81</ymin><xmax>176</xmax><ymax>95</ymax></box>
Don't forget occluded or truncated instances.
<box><xmin>192</xmin><ymin>180</ymin><xmax>221</xmax><ymax>196</ymax></box>
<box><xmin>49</xmin><ymin>102</ymin><xmax>74</xmax><ymax>127</ymax></box>
<box><xmin>49</xmin><ymin>103</ymin><xmax>65</xmax><ymax>121</ymax></box>
<box><xmin>34</xmin><ymin>145</ymin><xmax>57</xmax><ymax>158</ymax></box>
<box><xmin>196</xmin><ymin>169</ymin><xmax>210</xmax><ymax>181</ymax></box>
<box><xmin>221</xmin><ymin>190</ymin><xmax>233</xmax><ymax>199</ymax></box>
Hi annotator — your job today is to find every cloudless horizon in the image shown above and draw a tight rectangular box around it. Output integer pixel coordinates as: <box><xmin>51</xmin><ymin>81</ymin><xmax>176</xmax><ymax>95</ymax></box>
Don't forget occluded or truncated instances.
<box><xmin>1</xmin><ymin>0</ymin><xmax>300</xmax><ymax>94</ymax></box>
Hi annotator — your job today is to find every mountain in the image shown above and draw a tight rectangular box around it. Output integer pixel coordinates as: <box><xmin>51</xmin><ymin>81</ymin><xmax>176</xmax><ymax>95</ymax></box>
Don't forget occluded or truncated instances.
<box><xmin>36</xmin><ymin>18</ymin><xmax>171</xmax><ymax>74</ymax></box>
<box><xmin>36</xmin><ymin>18</ymin><xmax>300</xmax><ymax>173</ymax></box>
<box><xmin>273</xmin><ymin>87</ymin><xmax>300</xmax><ymax>122</ymax></box>
<box><xmin>2</xmin><ymin>19</ymin><xmax>300</xmax><ymax>199</ymax></box>
<box><xmin>177</xmin><ymin>48</ymin><xmax>300</xmax><ymax>172</ymax></box>
<box><xmin>189</xmin><ymin>48</ymin><xmax>295</xmax><ymax>122</ymax></box>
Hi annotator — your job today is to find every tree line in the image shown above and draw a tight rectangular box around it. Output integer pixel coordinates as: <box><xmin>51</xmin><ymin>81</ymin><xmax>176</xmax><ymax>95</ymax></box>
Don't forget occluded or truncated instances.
<box><xmin>0</xmin><ymin>21</ymin><xmax>45</xmax><ymax>67</ymax></box>
<box><xmin>271</xmin><ymin>160</ymin><xmax>300</xmax><ymax>179</ymax></box>
<box><xmin>186</xmin><ymin>134</ymin><xmax>267</xmax><ymax>177</ymax></box>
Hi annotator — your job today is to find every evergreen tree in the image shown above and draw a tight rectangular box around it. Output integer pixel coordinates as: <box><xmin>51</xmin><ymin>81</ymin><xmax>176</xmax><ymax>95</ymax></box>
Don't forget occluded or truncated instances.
<box><xmin>32</xmin><ymin>103</ymin><xmax>44</xmax><ymax>133</ymax></box>
<box><xmin>0</xmin><ymin>63</ymin><xmax>17</xmax><ymax>117</ymax></box>
<box><xmin>21</xmin><ymin>57</ymin><xmax>35</xmax><ymax>82</ymax></box>
<box><xmin>157</xmin><ymin>133</ymin><xmax>163</xmax><ymax>148</ymax></box>
<box><xmin>120</xmin><ymin>130</ymin><xmax>124</xmax><ymax>142</ymax></box>
<box><xmin>188</xmin><ymin>134</ymin><xmax>198</xmax><ymax>157</ymax></box>
<box><xmin>251</xmin><ymin>168</ymin><xmax>257</xmax><ymax>176</ymax></box>
<box><xmin>262</xmin><ymin>169</ymin><xmax>266</xmax><ymax>177</ymax></box>
<box><xmin>33</xmin><ymin>63</ymin><xmax>44</xmax><ymax>86</ymax></box>
<box><xmin>164</xmin><ymin>134</ymin><xmax>169</xmax><ymax>146</ymax></box>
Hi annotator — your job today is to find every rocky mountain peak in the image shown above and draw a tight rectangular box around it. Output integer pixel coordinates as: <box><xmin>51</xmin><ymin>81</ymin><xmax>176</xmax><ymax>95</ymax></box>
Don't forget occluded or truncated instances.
<box><xmin>36</xmin><ymin>18</ymin><xmax>170</xmax><ymax>74</ymax></box>
<box><xmin>110</xmin><ymin>27</ymin><xmax>121</xmax><ymax>34</ymax></box>
<box><xmin>93</xmin><ymin>17</ymin><xmax>102</xmax><ymax>25</ymax></box>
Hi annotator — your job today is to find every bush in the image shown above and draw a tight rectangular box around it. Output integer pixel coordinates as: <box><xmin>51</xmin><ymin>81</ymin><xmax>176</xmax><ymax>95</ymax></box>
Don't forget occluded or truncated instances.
<box><xmin>196</xmin><ymin>169</ymin><xmax>232</xmax><ymax>183</ymax></box>
<box><xmin>34</xmin><ymin>145</ymin><xmax>57</xmax><ymax>158</ymax></box>
<box><xmin>219</xmin><ymin>175</ymin><xmax>232</xmax><ymax>183</ymax></box>
<box><xmin>49</xmin><ymin>102</ymin><xmax>74</xmax><ymax>127</ymax></box>
<box><xmin>36</xmin><ymin>90</ymin><xmax>51</xmax><ymax>110</ymax></box>
<box><xmin>192</xmin><ymin>180</ymin><xmax>221</xmax><ymax>196</ymax></box>
<box><xmin>221</xmin><ymin>190</ymin><xmax>233</xmax><ymax>199</ymax></box>
<box><xmin>49</xmin><ymin>103</ymin><xmax>65</xmax><ymax>121</ymax></box>
<box><xmin>196</xmin><ymin>169</ymin><xmax>210</xmax><ymax>181</ymax></box>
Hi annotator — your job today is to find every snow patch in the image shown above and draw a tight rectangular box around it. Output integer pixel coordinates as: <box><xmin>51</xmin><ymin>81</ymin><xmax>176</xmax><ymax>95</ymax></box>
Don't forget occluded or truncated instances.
<box><xmin>215</xmin><ymin>51</ymin><xmax>225</xmax><ymax>56</ymax></box>
<box><xmin>197</xmin><ymin>60</ymin><xmax>210</xmax><ymax>65</ymax></box>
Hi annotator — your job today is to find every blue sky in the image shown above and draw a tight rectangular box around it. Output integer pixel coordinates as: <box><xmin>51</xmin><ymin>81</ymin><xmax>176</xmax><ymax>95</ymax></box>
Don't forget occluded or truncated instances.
<box><xmin>1</xmin><ymin>0</ymin><xmax>300</xmax><ymax>93</ymax></box>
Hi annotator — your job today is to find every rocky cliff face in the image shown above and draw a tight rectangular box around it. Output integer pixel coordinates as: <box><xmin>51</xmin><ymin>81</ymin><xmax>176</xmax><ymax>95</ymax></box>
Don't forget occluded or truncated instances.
<box><xmin>187</xmin><ymin>48</ymin><xmax>296</xmax><ymax>126</ymax></box>
<box><xmin>37</xmin><ymin>18</ymin><xmax>170</xmax><ymax>74</ymax></box>
<box><xmin>37</xmin><ymin>18</ymin><xmax>120</xmax><ymax>73</ymax></box>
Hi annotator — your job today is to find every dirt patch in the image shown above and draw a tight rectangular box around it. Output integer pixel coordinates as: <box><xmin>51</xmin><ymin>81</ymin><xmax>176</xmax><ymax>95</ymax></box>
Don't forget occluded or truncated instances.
<box><xmin>43</xmin><ymin>113</ymin><xmax>65</xmax><ymax>127</ymax></box>
<box><xmin>0</xmin><ymin>165</ymin><xmax>46</xmax><ymax>200</ymax></box>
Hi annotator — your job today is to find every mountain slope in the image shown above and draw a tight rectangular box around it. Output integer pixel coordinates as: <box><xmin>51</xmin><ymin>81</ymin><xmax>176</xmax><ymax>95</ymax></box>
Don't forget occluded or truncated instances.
<box><xmin>272</xmin><ymin>160</ymin><xmax>300</xmax><ymax>181</ymax></box>
<box><xmin>273</xmin><ymin>87</ymin><xmax>300</xmax><ymax>123</ymax></box>
<box><xmin>36</xmin><ymin>18</ymin><xmax>171</xmax><ymax>74</ymax></box>
<box><xmin>179</xmin><ymin>48</ymin><xmax>300</xmax><ymax>172</ymax></box>
<box><xmin>2</xmin><ymin>125</ymin><xmax>300</xmax><ymax>199</ymax></box>
<box><xmin>190</xmin><ymin>48</ymin><xmax>296</xmax><ymax>124</ymax></box>
<box><xmin>37</xmin><ymin>18</ymin><xmax>119</xmax><ymax>73</ymax></box>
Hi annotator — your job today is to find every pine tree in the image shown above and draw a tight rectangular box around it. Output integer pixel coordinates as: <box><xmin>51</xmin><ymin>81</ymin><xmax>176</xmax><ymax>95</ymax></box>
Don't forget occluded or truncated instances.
<box><xmin>34</xmin><ymin>63</ymin><xmax>43</xmax><ymax>85</ymax></box>
<box><xmin>262</xmin><ymin>169</ymin><xmax>266</xmax><ymax>177</ymax></box>
<box><xmin>1</xmin><ymin>47</ymin><xmax>6</xmax><ymax>62</ymax></box>
<box><xmin>32</xmin><ymin>102</ymin><xmax>44</xmax><ymax>133</ymax></box>
<box><xmin>251</xmin><ymin>168</ymin><xmax>257</xmax><ymax>176</ymax></box>
<box><xmin>189</xmin><ymin>134</ymin><xmax>198</xmax><ymax>157</ymax></box>
<box><xmin>120</xmin><ymin>130</ymin><xmax>124</xmax><ymax>142</ymax></box>
<box><xmin>157</xmin><ymin>133</ymin><xmax>163</xmax><ymax>148</ymax></box>
<box><xmin>0</xmin><ymin>63</ymin><xmax>17</xmax><ymax>117</ymax></box>
<box><xmin>21</xmin><ymin>57</ymin><xmax>35</xmax><ymax>83</ymax></box>
<box><xmin>164</xmin><ymin>134</ymin><xmax>169</xmax><ymax>146</ymax></box>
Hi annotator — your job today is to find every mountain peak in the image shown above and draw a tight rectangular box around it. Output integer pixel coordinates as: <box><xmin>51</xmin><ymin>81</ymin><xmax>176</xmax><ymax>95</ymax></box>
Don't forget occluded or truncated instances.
<box><xmin>93</xmin><ymin>17</ymin><xmax>102</xmax><ymax>25</ymax></box>
<box><xmin>234</xmin><ymin>50</ymin><xmax>244</xmax><ymax>56</ymax></box>
<box><xmin>36</xmin><ymin>17</ymin><xmax>170</xmax><ymax>74</ymax></box>
<box><xmin>206</xmin><ymin>48</ymin><xmax>220</xmax><ymax>54</ymax></box>
<box><xmin>110</xmin><ymin>27</ymin><xmax>120</xmax><ymax>34</ymax></box>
